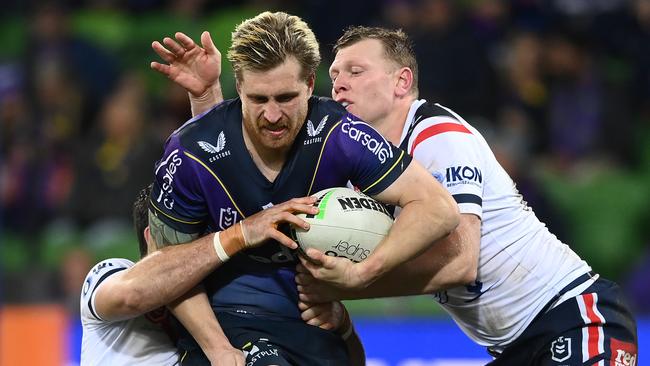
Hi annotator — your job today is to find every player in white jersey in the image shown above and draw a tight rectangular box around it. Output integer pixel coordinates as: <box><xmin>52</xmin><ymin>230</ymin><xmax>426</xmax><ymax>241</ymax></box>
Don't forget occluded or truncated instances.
<box><xmin>295</xmin><ymin>27</ymin><xmax>637</xmax><ymax>364</ymax></box>
<box><xmin>80</xmin><ymin>185</ymin><xmax>246</xmax><ymax>365</ymax></box>
<box><xmin>81</xmin><ymin>257</ymin><xmax>179</xmax><ymax>365</ymax></box>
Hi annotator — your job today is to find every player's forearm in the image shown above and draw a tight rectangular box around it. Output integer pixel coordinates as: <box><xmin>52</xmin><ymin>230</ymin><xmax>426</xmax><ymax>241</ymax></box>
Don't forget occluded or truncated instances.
<box><xmin>119</xmin><ymin>213</ymin><xmax>245</xmax><ymax>316</ymax></box>
<box><xmin>189</xmin><ymin>83</ymin><xmax>223</xmax><ymax>117</ymax></box>
<box><xmin>416</xmin><ymin>214</ymin><xmax>480</xmax><ymax>292</ymax></box>
<box><xmin>338</xmin><ymin>239</ymin><xmax>472</xmax><ymax>300</ymax></box>
<box><xmin>168</xmin><ymin>287</ymin><xmax>235</xmax><ymax>363</ymax></box>
<box><xmin>359</xmin><ymin>193</ymin><xmax>459</xmax><ymax>285</ymax></box>
<box><xmin>116</xmin><ymin>234</ymin><xmax>222</xmax><ymax>316</ymax></box>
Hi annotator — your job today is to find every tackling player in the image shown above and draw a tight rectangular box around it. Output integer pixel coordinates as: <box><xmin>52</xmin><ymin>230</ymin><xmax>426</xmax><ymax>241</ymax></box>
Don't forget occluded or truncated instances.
<box><xmin>80</xmin><ymin>185</ymin><xmax>244</xmax><ymax>365</ymax></box>
<box><xmin>296</xmin><ymin>27</ymin><xmax>638</xmax><ymax>365</ymax></box>
<box><xmin>147</xmin><ymin>11</ymin><xmax>459</xmax><ymax>365</ymax></box>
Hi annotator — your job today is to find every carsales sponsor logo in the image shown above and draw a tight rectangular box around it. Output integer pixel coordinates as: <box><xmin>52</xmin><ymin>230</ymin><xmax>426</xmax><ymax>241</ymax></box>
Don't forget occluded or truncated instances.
<box><xmin>342</xmin><ymin>120</ymin><xmax>393</xmax><ymax>164</ymax></box>
<box><xmin>155</xmin><ymin>149</ymin><xmax>183</xmax><ymax>210</ymax></box>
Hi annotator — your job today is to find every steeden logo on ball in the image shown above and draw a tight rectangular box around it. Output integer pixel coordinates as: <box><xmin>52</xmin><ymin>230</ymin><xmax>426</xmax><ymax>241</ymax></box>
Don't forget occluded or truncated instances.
<box><xmin>291</xmin><ymin>187</ymin><xmax>393</xmax><ymax>263</ymax></box>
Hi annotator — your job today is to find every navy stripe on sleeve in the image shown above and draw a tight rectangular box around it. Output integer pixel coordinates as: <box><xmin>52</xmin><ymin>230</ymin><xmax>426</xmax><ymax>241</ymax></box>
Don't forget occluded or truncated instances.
<box><xmin>452</xmin><ymin>193</ymin><xmax>482</xmax><ymax>206</ymax></box>
<box><xmin>88</xmin><ymin>267</ymin><xmax>127</xmax><ymax>321</ymax></box>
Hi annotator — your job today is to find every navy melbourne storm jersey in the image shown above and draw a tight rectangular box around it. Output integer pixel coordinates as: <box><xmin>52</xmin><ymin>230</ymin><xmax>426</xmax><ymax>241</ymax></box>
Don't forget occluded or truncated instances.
<box><xmin>150</xmin><ymin>96</ymin><xmax>411</xmax><ymax>319</ymax></box>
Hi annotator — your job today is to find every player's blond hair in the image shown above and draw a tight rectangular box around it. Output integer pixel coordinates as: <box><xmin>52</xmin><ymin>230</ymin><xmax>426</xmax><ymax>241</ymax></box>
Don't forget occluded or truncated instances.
<box><xmin>334</xmin><ymin>26</ymin><xmax>419</xmax><ymax>96</ymax></box>
<box><xmin>228</xmin><ymin>11</ymin><xmax>320</xmax><ymax>83</ymax></box>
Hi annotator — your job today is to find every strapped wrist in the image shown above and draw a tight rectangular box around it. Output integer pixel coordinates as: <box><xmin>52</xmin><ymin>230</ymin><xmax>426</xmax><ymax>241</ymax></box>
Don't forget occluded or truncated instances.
<box><xmin>212</xmin><ymin>222</ymin><xmax>247</xmax><ymax>262</ymax></box>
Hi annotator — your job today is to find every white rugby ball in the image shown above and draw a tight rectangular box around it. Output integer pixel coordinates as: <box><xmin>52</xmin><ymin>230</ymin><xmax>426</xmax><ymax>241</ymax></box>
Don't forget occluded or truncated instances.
<box><xmin>291</xmin><ymin>187</ymin><xmax>394</xmax><ymax>263</ymax></box>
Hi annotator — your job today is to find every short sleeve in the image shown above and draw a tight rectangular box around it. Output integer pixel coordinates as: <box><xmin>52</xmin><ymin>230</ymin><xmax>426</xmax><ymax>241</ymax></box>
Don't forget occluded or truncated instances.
<box><xmin>149</xmin><ymin>134</ymin><xmax>209</xmax><ymax>234</ymax></box>
<box><xmin>80</xmin><ymin>258</ymin><xmax>133</xmax><ymax>323</ymax></box>
<box><xmin>407</xmin><ymin>117</ymin><xmax>484</xmax><ymax>218</ymax></box>
<box><xmin>333</xmin><ymin>115</ymin><xmax>412</xmax><ymax>196</ymax></box>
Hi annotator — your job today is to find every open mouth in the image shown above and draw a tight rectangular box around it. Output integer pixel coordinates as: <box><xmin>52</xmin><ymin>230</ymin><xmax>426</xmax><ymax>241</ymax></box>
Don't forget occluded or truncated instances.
<box><xmin>264</xmin><ymin>126</ymin><xmax>288</xmax><ymax>137</ymax></box>
<box><xmin>340</xmin><ymin>101</ymin><xmax>352</xmax><ymax>111</ymax></box>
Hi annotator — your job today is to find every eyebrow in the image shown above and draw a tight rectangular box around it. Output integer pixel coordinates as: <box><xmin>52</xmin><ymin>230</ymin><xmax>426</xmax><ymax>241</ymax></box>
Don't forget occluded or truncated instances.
<box><xmin>247</xmin><ymin>91</ymin><xmax>300</xmax><ymax>100</ymax></box>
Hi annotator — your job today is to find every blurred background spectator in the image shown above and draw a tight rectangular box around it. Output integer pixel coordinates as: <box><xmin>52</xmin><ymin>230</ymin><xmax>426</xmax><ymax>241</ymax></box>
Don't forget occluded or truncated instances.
<box><xmin>0</xmin><ymin>0</ymin><xmax>648</xmax><ymax>354</ymax></box>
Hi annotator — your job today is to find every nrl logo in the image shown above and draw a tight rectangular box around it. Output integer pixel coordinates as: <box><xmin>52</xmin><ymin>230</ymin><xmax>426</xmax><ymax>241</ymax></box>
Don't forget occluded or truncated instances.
<box><xmin>218</xmin><ymin>207</ymin><xmax>238</xmax><ymax>230</ymax></box>
<box><xmin>550</xmin><ymin>336</ymin><xmax>571</xmax><ymax>362</ymax></box>
<box><xmin>198</xmin><ymin>131</ymin><xmax>231</xmax><ymax>162</ymax></box>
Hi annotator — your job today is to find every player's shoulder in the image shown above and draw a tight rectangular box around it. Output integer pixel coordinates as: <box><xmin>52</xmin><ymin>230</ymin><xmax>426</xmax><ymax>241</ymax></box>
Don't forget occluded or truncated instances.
<box><xmin>412</xmin><ymin>101</ymin><xmax>459</xmax><ymax>122</ymax></box>
<box><xmin>299</xmin><ymin>96</ymin><xmax>350</xmax><ymax>143</ymax></box>
<box><xmin>409</xmin><ymin>101</ymin><xmax>469</xmax><ymax>133</ymax></box>
<box><xmin>81</xmin><ymin>258</ymin><xmax>133</xmax><ymax>323</ymax></box>
<box><xmin>88</xmin><ymin>258</ymin><xmax>133</xmax><ymax>274</ymax></box>
<box><xmin>83</xmin><ymin>259</ymin><xmax>133</xmax><ymax>289</ymax></box>
<box><xmin>405</xmin><ymin>101</ymin><xmax>477</xmax><ymax>152</ymax></box>
<box><xmin>82</xmin><ymin>258</ymin><xmax>132</xmax><ymax>300</ymax></box>
<box><xmin>308</xmin><ymin>96</ymin><xmax>347</xmax><ymax>123</ymax></box>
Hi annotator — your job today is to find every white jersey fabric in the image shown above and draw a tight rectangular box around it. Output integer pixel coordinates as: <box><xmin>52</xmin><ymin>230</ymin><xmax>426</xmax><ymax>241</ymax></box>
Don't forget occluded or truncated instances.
<box><xmin>399</xmin><ymin>100</ymin><xmax>591</xmax><ymax>350</ymax></box>
<box><xmin>80</xmin><ymin>258</ymin><xmax>179</xmax><ymax>366</ymax></box>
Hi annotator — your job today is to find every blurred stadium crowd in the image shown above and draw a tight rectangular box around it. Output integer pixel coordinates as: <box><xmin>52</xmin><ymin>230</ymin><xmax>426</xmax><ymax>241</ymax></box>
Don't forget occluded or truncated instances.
<box><xmin>1</xmin><ymin>0</ymin><xmax>649</xmax><ymax>318</ymax></box>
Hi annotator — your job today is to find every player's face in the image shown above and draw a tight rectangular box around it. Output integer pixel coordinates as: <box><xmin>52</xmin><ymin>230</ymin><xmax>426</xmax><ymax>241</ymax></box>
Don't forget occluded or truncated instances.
<box><xmin>330</xmin><ymin>39</ymin><xmax>398</xmax><ymax>125</ymax></box>
<box><xmin>238</xmin><ymin>57</ymin><xmax>314</xmax><ymax>153</ymax></box>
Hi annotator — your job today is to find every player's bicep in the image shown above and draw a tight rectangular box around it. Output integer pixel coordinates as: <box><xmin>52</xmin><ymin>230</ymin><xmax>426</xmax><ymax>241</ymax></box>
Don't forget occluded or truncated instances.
<box><xmin>80</xmin><ymin>259</ymin><xmax>132</xmax><ymax>323</ymax></box>
<box><xmin>92</xmin><ymin>272</ymin><xmax>132</xmax><ymax>321</ymax></box>
<box><xmin>372</xmin><ymin>159</ymin><xmax>450</xmax><ymax>209</ymax></box>
<box><xmin>148</xmin><ymin>210</ymin><xmax>200</xmax><ymax>248</ymax></box>
<box><xmin>336</xmin><ymin>117</ymin><xmax>412</xmax><ymax>195</ymax></box>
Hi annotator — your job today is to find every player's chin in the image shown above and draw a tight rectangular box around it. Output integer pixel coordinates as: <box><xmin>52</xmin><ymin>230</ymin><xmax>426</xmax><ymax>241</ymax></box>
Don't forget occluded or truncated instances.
<box><xmin>261</xmin><ymin>132</ymin><xmax>294</xmax><ymax>149</ymax></box>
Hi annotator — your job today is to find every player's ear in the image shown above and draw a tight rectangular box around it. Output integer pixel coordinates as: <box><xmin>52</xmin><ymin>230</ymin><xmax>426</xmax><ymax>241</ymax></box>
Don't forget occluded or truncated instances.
<box><xmin>144</xmin><ymin>226</ymin><xmax>153</xmax><ymax>250</ymax></box>
<box><xmin>305</xmin><ymin>73</ymin><xmax>315</xmax><ymax>95</ymax></box>
<box><xmin>235</xmin><ymin>80</ymin><xmax>242</xmax><ymax>95</ymax></box>
<box><xmin>395</xmin><ymin>67</ymin><xmax>413</xmax><ymax>98</ymax></box>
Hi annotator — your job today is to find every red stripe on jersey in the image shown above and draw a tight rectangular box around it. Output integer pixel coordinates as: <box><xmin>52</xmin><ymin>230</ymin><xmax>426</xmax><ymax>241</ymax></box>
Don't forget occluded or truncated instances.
<box><xmin>410</xmin><ymin>122</ymin><xmax>472</xmax><ymax>154</ymax></box>
<box><xmin>583</xmin><ymin>293</ymin><xmax>603</xmax><ymax>325</ymax></box>
<box><xmin>588</xmin><ymin>325</ymin><xmax>600</xmax><ymax>359</ymax></box>
<box><xmin>581</xmin><ymin>293</ymin><xmax>604</xmax><ymax>360</ymax></box>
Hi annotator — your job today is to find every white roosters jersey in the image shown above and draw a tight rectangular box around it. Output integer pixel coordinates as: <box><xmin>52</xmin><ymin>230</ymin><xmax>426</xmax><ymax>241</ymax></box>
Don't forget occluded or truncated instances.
<box><xmin>399</xmin><ymin>100</ymin><xmax>591</xmax><ymax>349</ymax></box>
<box><xmin>80</xmin><ymin>258</ymin><xmax>180</xmax><ymax>366</ymax></box>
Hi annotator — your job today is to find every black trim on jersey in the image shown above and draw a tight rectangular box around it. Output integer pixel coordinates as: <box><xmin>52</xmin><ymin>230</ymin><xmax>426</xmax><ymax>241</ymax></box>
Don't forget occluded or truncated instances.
<box><xmin>465</xmin><ymin>282</ymin><xmax>497</xmax><ymax>303</ymax></box>
<box><xmin>87</xmin><ymin>267</ymin><xmax>127</xmax><ymax>321</ymax></box>
<box><xmin>452</xmin><ymin>193</ymin><xmax>482</xmax><ymax>206</ymax></box>
<box><xmin>399</xmin><ymin>102</ymin><xmax>460</xmax><ymax>151</ymax></box>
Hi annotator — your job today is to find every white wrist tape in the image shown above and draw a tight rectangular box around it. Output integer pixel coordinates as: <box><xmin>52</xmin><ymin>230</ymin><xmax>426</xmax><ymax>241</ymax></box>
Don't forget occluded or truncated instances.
<box><xmin>213</xmin><ymin>232</ymin><xmax>230</xmax><ymax>262</ymax></box>
<box><xmin>239</xmin><ymin>221</ymin><xmax>249</xmax><ymax>247</ymax></box>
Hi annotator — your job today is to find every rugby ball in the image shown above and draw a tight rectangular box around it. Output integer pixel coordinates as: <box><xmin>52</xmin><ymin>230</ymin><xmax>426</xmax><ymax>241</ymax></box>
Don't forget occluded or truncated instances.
<box><xmin>291</xmin><ymin>187</ymin><xmax>394</xmax><ymax>263</ymax></box>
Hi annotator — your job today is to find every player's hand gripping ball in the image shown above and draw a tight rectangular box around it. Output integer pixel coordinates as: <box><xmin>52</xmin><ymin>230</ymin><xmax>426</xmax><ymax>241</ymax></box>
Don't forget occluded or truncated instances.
<box><xmin>291</xmin><ymin>187</ymin><xmax>394</xmax><ymax>263</ymax></box>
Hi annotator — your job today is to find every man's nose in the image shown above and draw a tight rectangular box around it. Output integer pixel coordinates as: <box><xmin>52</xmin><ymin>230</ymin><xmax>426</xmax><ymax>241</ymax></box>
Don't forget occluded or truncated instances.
<box><xmin>263</xmin><ymin>102</ymin><xmax>282</xmax><ymax>123</ymax></box>
<box><xmin>333</xmin><ymin>75</ymin><xmax>348</xmax><ymax>95</ymax></box>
